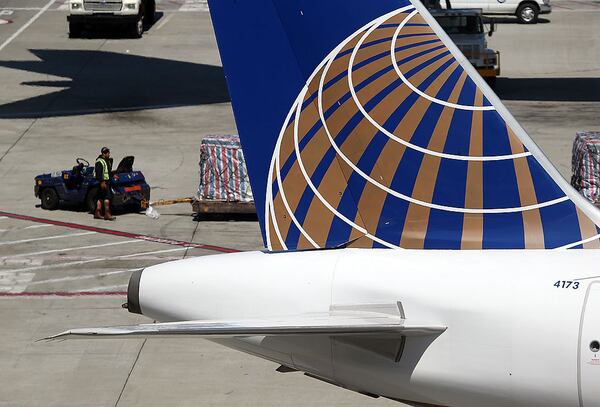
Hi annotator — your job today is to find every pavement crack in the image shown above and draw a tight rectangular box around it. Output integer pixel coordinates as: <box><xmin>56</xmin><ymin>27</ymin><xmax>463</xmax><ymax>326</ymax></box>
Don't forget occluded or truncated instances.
<box><xmin>0</xmin><ymin>118</ymin><xmax>38</xmax><ymax>164</ymax></box>
<box><xmin>184</xmin><ymin>217</ymin><xmax>201</xmax><ymax>259</ymax></box>
<box><xmin>114</xmin><ymin>337</ymin><xmax>147</xmax><ymax>407</ymax></box>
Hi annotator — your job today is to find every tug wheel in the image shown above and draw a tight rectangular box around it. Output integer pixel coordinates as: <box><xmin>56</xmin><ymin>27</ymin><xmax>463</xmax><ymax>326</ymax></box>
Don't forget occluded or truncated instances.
<box><xmin>40</xmin><ymin>188</ymin><xmax>59</xmax><ymax>210</ymax></box>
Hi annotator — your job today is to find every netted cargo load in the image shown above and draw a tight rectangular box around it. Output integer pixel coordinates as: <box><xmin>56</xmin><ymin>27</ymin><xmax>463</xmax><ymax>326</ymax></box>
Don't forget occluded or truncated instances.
<box><xmin>572</xmin><ymin>131</ymin><xmax>600</xmax><ymax>204</ymax></box>
<box><xmin>198</xmin><ymin>135</ymin><xmax>253</xmax><ymax>202</ymax></box>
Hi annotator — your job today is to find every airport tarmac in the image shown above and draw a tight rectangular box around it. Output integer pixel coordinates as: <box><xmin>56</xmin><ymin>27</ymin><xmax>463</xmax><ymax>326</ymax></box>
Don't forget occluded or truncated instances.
<box><xmin>0</xmin><ymin>0</ymin><xmax>599</xmax><ymax>405</ymax></box>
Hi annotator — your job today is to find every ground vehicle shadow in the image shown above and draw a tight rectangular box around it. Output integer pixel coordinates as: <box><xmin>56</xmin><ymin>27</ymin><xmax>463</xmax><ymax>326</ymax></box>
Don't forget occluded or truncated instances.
<box><xmin>0</xmin><ymin>48</ymin><xmax>230</xmax><ymax>119</ymax></box>
<box><xmin>73</xmin><ymin>11</ymin><xmax>164</xmax><ymax>38</ymax></box>
<box><xmin>495</xmin><ymin>77</ymin><xmax>600</xmax><ymax>102</ymax></box>
<box><xmin>36</xmin><ymin>201</ymin><xmax>143</xmax><ymax>215</ymax></box>
<box><xmin>483</xmin><ymin>16</ymin><xmax>550</xmax><ymax>24</ymax></box>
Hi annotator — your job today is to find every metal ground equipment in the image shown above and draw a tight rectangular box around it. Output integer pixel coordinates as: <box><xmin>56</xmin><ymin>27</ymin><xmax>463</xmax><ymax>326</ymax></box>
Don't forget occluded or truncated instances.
<box><xmin>34</xmin><ymin>156</ymin><xmax>150</xmax><ymax>212</ymax></box>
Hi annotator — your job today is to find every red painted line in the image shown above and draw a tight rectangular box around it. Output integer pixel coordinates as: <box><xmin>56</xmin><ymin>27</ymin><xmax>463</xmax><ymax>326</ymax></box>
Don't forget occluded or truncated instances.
<box><xmin>0</xmin><ymin>291</ymin><xmax>127</xmax><ymax>297</ymax></box>
<box><xmin>0</xmin><ymin>211</ymin><xmax>240</xmax><ymax>253</ymax></box>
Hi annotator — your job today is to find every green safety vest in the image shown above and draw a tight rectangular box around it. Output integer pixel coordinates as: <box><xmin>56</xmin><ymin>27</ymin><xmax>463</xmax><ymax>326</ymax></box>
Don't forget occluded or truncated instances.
<box><xmin>94</xmin><ymin>157</ymin><xmax>110</xmax><ymax>181</ymax></box>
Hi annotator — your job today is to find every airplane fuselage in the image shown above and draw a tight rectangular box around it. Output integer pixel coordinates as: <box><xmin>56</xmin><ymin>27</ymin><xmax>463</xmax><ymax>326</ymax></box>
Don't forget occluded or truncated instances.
<box><xmin>134</xmin><ymin>248</ymin><xmax>600</xmax><ymax>407</ymax></box>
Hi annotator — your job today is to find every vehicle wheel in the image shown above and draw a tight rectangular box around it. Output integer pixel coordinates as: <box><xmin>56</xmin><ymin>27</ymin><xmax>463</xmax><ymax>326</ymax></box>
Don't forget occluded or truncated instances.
<box><xmin>144</xmin><ymin>0</ymin><xmax>155</xmax><ymax>24</ymax></box>
<box><xmin>86</xmin><ymin>187</ymin><xmax>99</xmax><ymax>213</ymax></box>
<box><xmin>516</xmin><ymin>3</ymin><xmax>539</xmax><ymax>24</ymax></box>
<box><xmin>68</xmin><ymin>22</ymin><xmax>83</xmax><ymax>38</ymax></box>
<box><xmin>40</xmin><ymin>188</ymin><xmax>59</xmax><ymax>210</ymax></box>
<box><xmin>130</xmin><ymin>16</ymin><xmax>143</xmax><ymax>38</ymax></box>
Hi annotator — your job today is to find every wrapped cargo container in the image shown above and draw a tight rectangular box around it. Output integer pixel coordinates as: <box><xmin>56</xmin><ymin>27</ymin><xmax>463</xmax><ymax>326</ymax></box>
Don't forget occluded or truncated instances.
<box><xmin>572</xmin><ymin>131</ymin><xmax>600</xmax><ymax>204</ymax></box>
<box><xmin>197</xmin><ymin>135</ymin><xmax>253</xmax><ymax>203</ymax></box>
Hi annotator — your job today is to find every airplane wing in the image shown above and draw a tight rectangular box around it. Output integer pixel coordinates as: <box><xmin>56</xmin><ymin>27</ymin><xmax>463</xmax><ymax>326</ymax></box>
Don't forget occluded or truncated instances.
<box><xmin>45</xmin><ymin>303</ymin><xmax>445</xmax><ymax>340</ymax></box>
<box><xmin>208</xmin><ymin>0</ymin><xmax>600</xmax><ymax>250</ymax></box>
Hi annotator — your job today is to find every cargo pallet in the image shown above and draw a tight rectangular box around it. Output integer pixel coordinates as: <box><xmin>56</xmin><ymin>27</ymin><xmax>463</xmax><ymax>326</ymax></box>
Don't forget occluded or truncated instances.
<box><xmin>192</xmin><ymin>199</ymin><xmax>256</xmax><ymax>215</ymax></box>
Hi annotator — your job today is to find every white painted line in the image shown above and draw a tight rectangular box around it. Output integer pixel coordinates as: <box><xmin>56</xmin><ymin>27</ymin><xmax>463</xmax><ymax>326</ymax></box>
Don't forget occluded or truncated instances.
<box><xmin>1</xmin><ymin>7</ymin><xmax>258</xmax><ymax>13</ymax></box>
<box><xmin>1</xmin><ymin>257</ymin><xmax>43</xmax><ymax>267</ymax></box>
<box><xmin>116</xmin><ymin>247</ymin><xmax>187</xmax><ymax>258</ymax></box>
<box><xmin>0</xmin><ymin>271</ymin><xmax>34</xmax><ymax>285</ymax></box>
<box><xmin>0</xmin><ymin>0</ymin><xmax>56</xmax><ymax>52</ymax></box>
<box><xmin>0</xmin><ymin>239</ymin><xmax>139</xmax><ymax>260</ymax></box>
<box><xmin>154</xmin><ymin>12</ymin><xmax>173</xmax><ymax>30</ymax></box>
<box><xmin>5</xmin><ymin>247</ymin><xmax>188</xmax><ymax>273</ymax></box>
<box><xmin>24</xmin><ymin>224</ymin><xmax>54</xmax><ymax>230</ymax></box>
<box><xmin>0</xmin><ymin>4</ymin><xmax>590</xmax><ymax>13</ymax></box>
<box><xmin>28</xmin><ymin>268</ymin><xmax>141</xmax><ymax>286</ymax></box>
<box><xmin>0</xmin><ymin>271</ymin><xmax>35</xmax><ymax>293</ymax></box>
<box><xmin>157</xmin><ymin>9</ymin><xmax>215</xmax><ymax>12</ymax></box>
<box><xmin>179</xmin><ymin>0</ymin><xmax>208</xmax><ymax>11</ymax></box>
<box><xmin>85</xmin><ymin>284</ymin><xmax>128</xmax><ymax>292</ymax></box>
<box><xmin>0</xmin><ymin>231</ymin><xmax>95</xmax><ymax>246</ymax></box>
<box><xmin>1</xmin><ymin>247</ymin><xmax>188</xmax><ymax>293</ymax></box>
<box><xmin>0</xmin><ymin>7</ymin><xmax>42</xmax><ymax>11</ymax></box>
<box><xmin>555</xmin><ymin>8</ymin><xmax>600</xmax><ymax>12</ymax></box>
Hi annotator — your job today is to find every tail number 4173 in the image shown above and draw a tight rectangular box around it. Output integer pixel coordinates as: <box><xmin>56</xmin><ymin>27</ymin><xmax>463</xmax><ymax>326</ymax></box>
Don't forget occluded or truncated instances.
<box><xmin>554</xmin><ymin>280</ymin><xmax>580</xmax><ymax>289</ymax></box>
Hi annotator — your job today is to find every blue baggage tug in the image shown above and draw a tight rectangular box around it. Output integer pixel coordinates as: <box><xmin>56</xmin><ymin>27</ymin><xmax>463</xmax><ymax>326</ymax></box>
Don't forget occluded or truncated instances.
<box><xmin>34</xmin><ymin>156</ymin><xmax>150</xmax><ymax>212</ymax></box>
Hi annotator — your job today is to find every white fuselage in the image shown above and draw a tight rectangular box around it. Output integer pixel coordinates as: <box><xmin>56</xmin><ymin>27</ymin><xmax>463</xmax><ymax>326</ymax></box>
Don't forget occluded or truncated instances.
<box><xmin>137</xmin><ymin>248</ymin><xmax>600</xmax><ymax>407</ymax></box>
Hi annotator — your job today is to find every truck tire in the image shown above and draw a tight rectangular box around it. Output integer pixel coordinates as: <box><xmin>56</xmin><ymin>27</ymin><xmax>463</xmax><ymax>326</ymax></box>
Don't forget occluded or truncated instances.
<box><xmin>516</xmin><ymin>3</ymin><xmax>539</xmax><ymax>24</ymax></box>
<box><xmin>40</xmin><ymin>188</ymin><xmax>59</xmax><ymax>210</ymax></box>
<box><xmin>86</xmin><ymin>187</ymin><xmax>99</xmax><ymax>213</ymax></box>
<box><xmin>69</xmin><ymin>21</ymin><xmax>83</xmax><ymax>38</ymax></box>
<box><xmin>144</xmin><ymin>0</ymin><xmax>156</xmax><ymax>24</ymax></box>
<box><xmin>130</xmin><ymin>15</ymin><xmax>143</xmax><ymax>38</ymax></box>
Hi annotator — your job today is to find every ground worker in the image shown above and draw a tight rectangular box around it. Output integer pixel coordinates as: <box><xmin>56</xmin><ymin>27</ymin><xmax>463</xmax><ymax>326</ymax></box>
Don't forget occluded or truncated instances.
<box><xmin>93</xmin><ymin>147</ymin><xmax>116</xmax><ymax>221</ymax></box>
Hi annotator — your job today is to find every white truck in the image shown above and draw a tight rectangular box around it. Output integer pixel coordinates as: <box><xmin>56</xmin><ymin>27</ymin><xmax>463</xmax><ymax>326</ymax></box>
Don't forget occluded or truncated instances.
<box><xmin>431</xmin><ymin>8</ymin><xmax>500</xmax><ymax>87</ymax></box>
<box><xmin>442</xmin><ymin>0</ymin><xmax>551</xmax><ymax>24</ymax></box>
<box><xmin>67</xmin><ymin>0</ymin><xmax>155</xmax><ymax>38</ymax></box>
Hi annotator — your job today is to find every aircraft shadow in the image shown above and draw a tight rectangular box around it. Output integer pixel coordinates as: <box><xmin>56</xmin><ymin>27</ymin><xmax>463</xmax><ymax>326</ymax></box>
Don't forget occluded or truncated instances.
<box><xmin>0</xmin><ymin>49</ymin><xmax>230</xmax><ymax>119</ymax></box>
<box><xmin>495</xmin><ymin>77</ymin><xmax>600</xmax><ymax>102</ymax></box>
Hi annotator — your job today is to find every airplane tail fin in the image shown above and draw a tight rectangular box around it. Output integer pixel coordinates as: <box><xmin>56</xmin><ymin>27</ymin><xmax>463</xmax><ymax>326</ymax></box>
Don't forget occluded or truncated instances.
<box><xmin>208</xmin><ymin>0</ymin><xmax>600</xmax><ymax>250</ymax></box>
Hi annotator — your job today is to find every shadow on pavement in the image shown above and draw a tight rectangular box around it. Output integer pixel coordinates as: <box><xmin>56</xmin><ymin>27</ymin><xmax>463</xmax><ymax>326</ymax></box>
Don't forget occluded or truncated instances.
<box><xmin>495</xmin><ymin>77</ymin><xmax>600</xmax><ymax>102</ymax></box>
<box><xmin>75</xmin><ymin>11</ymin><xmax>165</xmax><ymax>38</ymax></box>
<box><xmin>0</xmin><ymin>49</ymin><xmax>230</xmax><ymax>119</ymax></box>
<box><xmin>193</xmin><ymin>212</ymin><xmax>258</xmax><ymax>222</ymax></box>
<box><xmin>483</xmin><ymin>16</ymin><xmax>550</xmax><ymax>24</ymax></box>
